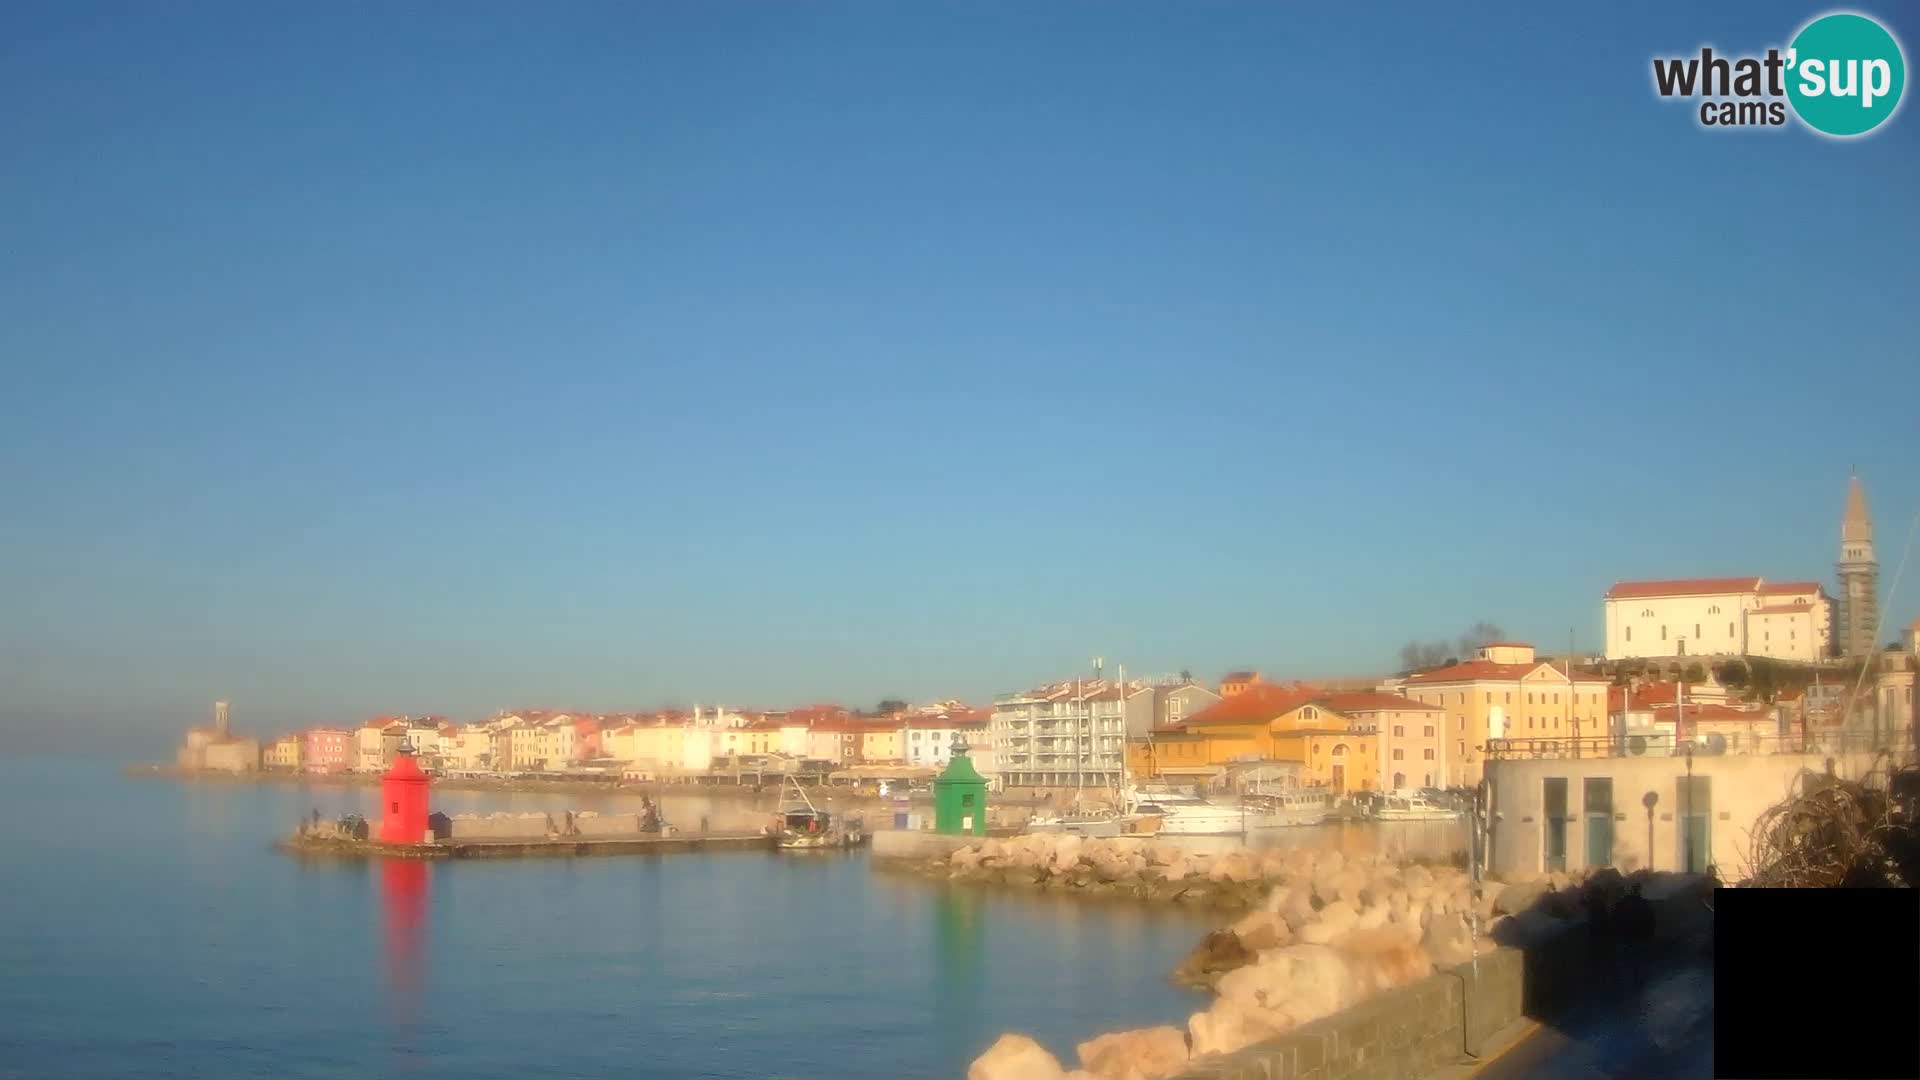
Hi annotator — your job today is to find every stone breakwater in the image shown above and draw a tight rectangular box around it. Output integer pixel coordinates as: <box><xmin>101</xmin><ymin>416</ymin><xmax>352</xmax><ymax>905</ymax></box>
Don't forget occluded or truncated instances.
<box><xmin>944</xmin><ymin>833</ymin><xmax>1636</xmax><ymax>1080</ymax></box>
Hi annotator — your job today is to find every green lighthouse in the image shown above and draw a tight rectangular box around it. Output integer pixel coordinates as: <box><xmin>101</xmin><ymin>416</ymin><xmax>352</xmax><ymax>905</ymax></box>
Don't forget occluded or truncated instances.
<box><xmin>933</xmin><ymin>733</ymin><xmax>989</xmax><ymax>836</ymax></box>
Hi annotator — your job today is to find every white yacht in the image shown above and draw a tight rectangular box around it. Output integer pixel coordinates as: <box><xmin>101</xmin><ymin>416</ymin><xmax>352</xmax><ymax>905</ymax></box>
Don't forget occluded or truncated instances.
<box><xmin>1372</xmin><ymin>791</ymin><xmax>1459</xmax><ymax>822</ymax></box>
<box><xmin>1239</xmin><ymin>787</ymin><xmax>1334</xmax><ymax>827</ymax></box>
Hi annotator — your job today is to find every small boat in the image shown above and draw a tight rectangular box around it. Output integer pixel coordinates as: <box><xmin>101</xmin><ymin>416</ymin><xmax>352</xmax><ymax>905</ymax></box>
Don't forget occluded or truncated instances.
<box><xmin>774</xmin><ymin>777</ymin><xmax>864</xmax><ymax>850</ymax></box>
<box><xmin>1372</xmin><ymin>791</ymin><xmax>1459</xmax><ymax>822</ymax></box>
<box><xmin>1239</xmin><ymin>787</ymin><xmax>1334</xmax><ymax>827</ymax></box>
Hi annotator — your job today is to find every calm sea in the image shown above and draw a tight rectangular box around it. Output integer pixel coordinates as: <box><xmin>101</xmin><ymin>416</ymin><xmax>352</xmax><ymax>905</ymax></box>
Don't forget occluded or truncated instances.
<box><xmin>0</xmin><ymin>758</ymin><xmax>1227</xmax><ymax>1080</ymax></box>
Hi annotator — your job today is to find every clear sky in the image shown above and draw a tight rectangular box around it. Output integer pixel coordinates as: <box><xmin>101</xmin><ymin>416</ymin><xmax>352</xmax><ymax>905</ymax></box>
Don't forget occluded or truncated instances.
<box><xmin>3</xmin><ymin>1</ymin><xmax>1916</xmax><ymax>752</ymax></box>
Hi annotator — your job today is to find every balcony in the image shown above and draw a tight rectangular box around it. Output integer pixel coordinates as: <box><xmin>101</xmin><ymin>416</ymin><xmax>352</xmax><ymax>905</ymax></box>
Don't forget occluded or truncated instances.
<box><xmin>1485</xmin><ymin>731</ymin><xmax>1911</xmax><ymax>762</ymax></box>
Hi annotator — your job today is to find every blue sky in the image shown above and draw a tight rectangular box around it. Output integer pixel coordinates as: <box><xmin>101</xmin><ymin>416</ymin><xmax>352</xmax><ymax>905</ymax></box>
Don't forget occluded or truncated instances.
<box><xmin>3</xmin><ymin>2</ymin><xmax>1916</xmax><ymax>752</ymax></box>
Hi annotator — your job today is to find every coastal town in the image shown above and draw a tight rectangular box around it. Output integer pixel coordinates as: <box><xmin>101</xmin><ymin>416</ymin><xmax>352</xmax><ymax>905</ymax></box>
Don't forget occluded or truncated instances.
<box><xmin>171</xmin><ymin>476</ymin><xmax>1918</xmax><ymax>875</ymax></box>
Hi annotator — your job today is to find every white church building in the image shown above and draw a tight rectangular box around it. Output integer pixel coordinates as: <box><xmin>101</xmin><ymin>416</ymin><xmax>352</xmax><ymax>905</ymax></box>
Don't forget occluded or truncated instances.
<box><xmin>1603</xmin><ymin>576</ymin><xmax>1832</xmax><ymax>663</ymax></box>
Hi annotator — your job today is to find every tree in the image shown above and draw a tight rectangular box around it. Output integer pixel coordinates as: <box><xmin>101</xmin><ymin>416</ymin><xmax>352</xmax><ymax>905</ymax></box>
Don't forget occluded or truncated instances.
<box><xmin>1398</xmin><ymin>640</ymin><xmax>1451</xmax><ymax>673</ymax></box>
<box><xmin>1456</xmin><ymin>621</ymin><xmax>1507</xmax><ymax>660</ymax></box>
<box><xmin>1715</xmin><ymin>660</ymin><xmax>1750</xmax><ymax>689</ymax></box>
<box><xmin>1682</xmin><ymin>662</ymin><xmax>1707</xmax><ymax>684</ymax></box>
<box><xmin>875</xmin><ymin>699</ymin><xmax>909</xmax><ymax>715</ymax></box>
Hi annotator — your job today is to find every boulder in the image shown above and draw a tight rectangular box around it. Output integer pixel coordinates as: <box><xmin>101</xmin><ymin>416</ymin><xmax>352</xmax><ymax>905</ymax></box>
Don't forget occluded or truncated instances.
<box><xmin>1261</xmin><ymin>885</ymin><xmax>1292</xmax><ymax>914</ymax></box>
<box><xmin>1494</xmin><ymin>880</ymin><xmax>1549</xmax><ymax>916</ymax></box>
<box><xmin>1050</xmin><ymin>834</ymin><xmax>1085</xmax><ymax>870</ymax></box>
<box><xmin>1215</xmin><ymin>944</ymin><xmax>1353</xmax><ymax>1030</ymax></box>
<box><xmin>1170</xmin><ymin>929</ymin><xmax>1255</xmax><ymax>989</ymax></box>
<box><xmin>1209</xmin><ymin>851</ymin><xmax>1262</xmax><ymax>885</ymax></box>
<box><xmin>1400</xmin><ymin>864</ymin><xmax>1434</xmax><ymax>891</ymax></box>
<box><xmin>952</xmin><ymin>847</ymin><xmax>984</xmax><ymax>871</ymax></box>
<box><xmin>1299</xmin><ymin>900</ymin><xmax>1358</xmax><ymax>945</ymax></box>
<box><xmin>1354</xmin><ymin>902</ymin><xmax>1391</xmax><ymax>930</ymax></box>
<box><xmin>1187</xmin><ymin>999</ymin><xmax>1284</xmax><ymax>1058</ymax></box>
<box><xmin>969</xmin><ymin>1034</ymin><xmax>1066</xmax><ymax>1080</ymax></box>
<box><xmin>1474</xmin><ymin>881</ymin><xmax>1507</xmax><ymax>920</ymax></box>
<box><xmin>1230</xmin><ymin>909</ymin><xmax>1292</xmax><ymax>951</ymax></box>
<box><xmin>1422</xmin><ymin>912</ymin><xmax>1477</xmax><ymax>967</ymax></box>
<box><xmin>1075</xmin><ymin>1026</ymin><xmax>1189</xmax><ymax>1080</ymax></box>
<box><xmin>1342</xmin><ymin>926</ymin><xmax>1435</xmax><ymax>992</ymax></box>
<box><xmin>1146</xmin><ymin>842</ymin><xmax>1184</xmax><ymax>867</ymax></box>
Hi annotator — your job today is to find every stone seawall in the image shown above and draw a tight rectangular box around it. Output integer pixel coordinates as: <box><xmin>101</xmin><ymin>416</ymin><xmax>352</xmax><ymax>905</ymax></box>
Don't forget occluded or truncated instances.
<box><xmin>958</xmin><ymin>831</ymin><xmax>1712</xmax><ymax>1080</ymax></box>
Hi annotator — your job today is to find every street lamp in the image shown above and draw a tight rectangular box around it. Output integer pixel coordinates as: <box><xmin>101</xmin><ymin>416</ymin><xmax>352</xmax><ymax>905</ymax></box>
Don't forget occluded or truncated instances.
<box><xmin>1642</xmin><ymin>790</ymin><xmax>1659</xmax><ymax>870</ymax></box>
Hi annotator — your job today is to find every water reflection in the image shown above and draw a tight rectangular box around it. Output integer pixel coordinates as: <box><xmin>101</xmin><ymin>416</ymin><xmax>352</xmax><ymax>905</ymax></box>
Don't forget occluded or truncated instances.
<box><xmin>933</xmin><ymin>889</ymin><xmax>986</xmax><ymax>1069</ymax></box>
<box><xmin>381</xmin><ymin>859</ymin><xmax>429</xmax><ymax>1038</ymax></box>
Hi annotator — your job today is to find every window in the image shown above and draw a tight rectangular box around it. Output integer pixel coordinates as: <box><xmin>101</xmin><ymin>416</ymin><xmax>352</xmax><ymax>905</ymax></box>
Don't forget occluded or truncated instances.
<box><xmin>1423</xmin><ymin>749</ymin><xmax>1435</xmax><ymax>760</ymax></box>
<box><xmin>1708</xmin><ymin>605</ymin><xmax>1719</xmax><ymax>614</ymax></box>
<box><xmin>1626</xmin><ymin>626</ymin><xmax>1632</xmax><ymax>642</ymax></box>
<box><xmin>1505</xmin><ymin>692</ymin><xmax>1511</xmax><ymax>704</ymax></box>
<box><xmin>1393</xmin><ymin>749</ymin><xmax>1404</xmax><ymax>760</ymax></box>
<box><xmin>1695</xmin><ymin>623</ymin><xmax>1701</xmax><ymax>639</ymax></box>
<box><xmin>1528</xmin><ymin>693</ymin><xmax>1534</xmax><ymax>705</ymax></box>
<box><xmin>1457</xmin><ymin>692</ymin><xmax>1466</xmax><ymax>705</ymax></box>
<box><xmin>1552</xmin><ymin>693</ymin><xmax>1559</xmax><ymax>705</ymax></box>
<box><xmin>1661</xmin><ymin>625</ymin><xmax>1668</xmax><ymax>640</ymax></box>
<box><xmin>1423</xmin><ymin>725</ymin><xmax>1434</xmax><ymax>737</ymax></box>
<box><xmin>1485</xmin><ymin>692</ymin><xmax>1492</xmax><ymax>704</ymax></box>
<box><xmin>1301</xmin><ymin>706</ymin><xmax>1318</xmax><ymax>721</ymax></box>
<box><xmin>1728</xmin><ymin>622</ymin><xmax>1735</xmax><ymax>638</ymax></box>
<box><xmin>1393</xmin><ymin>725</ymin><xmax>1405</xmax><ymax>737</ymax></box>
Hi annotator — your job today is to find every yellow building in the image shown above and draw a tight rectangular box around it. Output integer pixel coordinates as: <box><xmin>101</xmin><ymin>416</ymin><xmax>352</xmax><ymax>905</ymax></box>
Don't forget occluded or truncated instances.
<box><xmin>1398</xmin><ymin>643</ymin><xmax>1612</xmax><ymax>787</ymax></box>
<box><xmin>860</xmin><ymin>722</ymin><xmax>902</xmax><ymax>764</ymax></box>
<box><xmin>264</xmin><ymin>734</ymin><xmax>302</xmax><ymax>771</ymax></box>
<box><xmin>1134</xmin><ymin>686</ymin><xmax>1378</xmax><ymax>794</ymax></box>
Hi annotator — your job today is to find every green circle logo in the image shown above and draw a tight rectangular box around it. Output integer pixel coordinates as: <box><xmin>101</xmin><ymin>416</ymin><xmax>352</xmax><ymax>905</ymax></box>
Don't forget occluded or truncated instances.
<box><xmin>1786</xmin><ymin>13</ymin><xmax>1906</xmax><ymax>136</ymax></box>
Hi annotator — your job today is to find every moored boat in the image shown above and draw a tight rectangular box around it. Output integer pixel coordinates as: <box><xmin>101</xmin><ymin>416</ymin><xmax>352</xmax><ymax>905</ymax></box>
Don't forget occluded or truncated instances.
<box><xmin>773</xmin><ymin>777</ymin><xmax>865</xmax><ymax>849</ymax></box>
<box><xmin>1372</xmin><ymin>791</ymin><xmax>1459</xmax><ymax>822</ymax></box>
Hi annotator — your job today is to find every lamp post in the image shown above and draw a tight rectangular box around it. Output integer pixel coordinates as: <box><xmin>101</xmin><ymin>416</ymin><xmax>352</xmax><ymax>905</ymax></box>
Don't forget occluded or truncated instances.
<box><xmin>1683</xmin><ymin>741</ymin><xmax>1696</xmax><ymax>873</ymax></box>
<box><xmin>1642</xmin><ymin>790</ymin><xmax>1658</xmax><ymax>870</ymax></box>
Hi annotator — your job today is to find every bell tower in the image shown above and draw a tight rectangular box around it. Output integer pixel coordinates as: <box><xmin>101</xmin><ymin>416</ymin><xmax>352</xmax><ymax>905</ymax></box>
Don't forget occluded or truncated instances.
<box><xmin>1836</xmin><ymin>473</ymin><xmax>1878</xmax><ymax>659</ymax></box>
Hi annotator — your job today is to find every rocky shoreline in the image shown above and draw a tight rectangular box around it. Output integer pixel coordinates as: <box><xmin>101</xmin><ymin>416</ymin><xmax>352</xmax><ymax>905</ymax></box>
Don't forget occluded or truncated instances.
<box><xmin>931</xmin><ymin>832</ymin><xmax>1667</xmax><ymax>1080</ymax></box>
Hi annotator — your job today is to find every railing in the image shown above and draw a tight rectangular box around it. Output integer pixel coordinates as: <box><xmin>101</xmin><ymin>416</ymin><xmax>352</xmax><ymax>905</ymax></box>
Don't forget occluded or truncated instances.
<box><xmin>1485</xmin><ymin>731</ymin><xmax>1914</xmax><ymax>761</ymax></box>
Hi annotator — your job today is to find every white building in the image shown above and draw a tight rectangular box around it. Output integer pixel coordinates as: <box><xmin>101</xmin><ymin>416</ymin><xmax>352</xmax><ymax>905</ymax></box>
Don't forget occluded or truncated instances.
<box><xmin>991</xmin><ymin>679</ymin><xmax>1127</xmax><ymax>788</ymax></box>
<box><xmin>1603</xmin><ymin>577</ymin><xmax>1832</xmax><ymax>663</ymax></box>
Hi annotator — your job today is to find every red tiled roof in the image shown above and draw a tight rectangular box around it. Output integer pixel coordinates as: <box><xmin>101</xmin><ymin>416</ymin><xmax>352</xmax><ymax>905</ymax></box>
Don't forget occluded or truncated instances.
<box><xmin>1183</xmin><ymin>683</ymin><xmax>1323</xmax><ymax>725</ymax></box>
<box><xmin>1650</xmin><ymin>702</ymin><xmax>1768</xmax><ymax>723</ymax></box>
<box><xmin>1408</xmin><ymin>659</ymin><xmax>1607</xmax><ymax>685</ymax></box>
<box><xmin>1757</xmin><ymin>581</ymin><xmax>1822</xmax><ymax>595</ymax></box>
<box><xmin>1313</xmin><ymin>690</ymin><xmax>1441</xmax><ymax>713</ymax></box>
<box><xmin>1220</xmin><ymin>671</ymin><xmax>1259</xmax><ymax>682</ymax></box>
<box><xmin>1606</xmin><ymin>577</ymin><xmax>1761</xmax><ymax>599</ymax></box>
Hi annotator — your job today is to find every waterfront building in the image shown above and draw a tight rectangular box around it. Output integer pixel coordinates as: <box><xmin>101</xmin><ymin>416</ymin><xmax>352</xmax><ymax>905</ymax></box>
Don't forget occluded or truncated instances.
<box><xmin>860</xmin><ymin>719</ymin><xmax>903</xmax><ymax>764</ymax></box>
<box><xmin>355</xmin><ymin>719</ymin><xmax>407</xmax><ymax>772</ymax></box>
<box><xmin>444</xmin><ymin>725</ymin><xmax>492</xmax><ymax>771</ymax></box>
<box><xmin>265</xmin><ymin>734</ymin><xmax>303</xmax><ymax>771</ymax></box>
<box><xmin>303</xmin><ymin>728</ymin><xmax>352</xmax><ymax>773</ymax></box>
<box><xmin>1603</xmin><ymin>577</ymin><xmax>1833</xmax><ymax>663</ymax></box>
<box><xmin>1132</xmin><ymin>685</ymin><xmax>1377</xmax><ymax>793</ymax></box>
<box><xmin>1481</xmin><ymin>728</ymin><xmax>1893</xmax><ymax>878</ymax></box>
<box><xmin>1837</xmin><ymin>473</ymin><xmax>1880</xmax><ymax>659</ymax></box>
<box><xmin>201</xmin><ymin>737</ymin><xmax>259</xmax><ymax>772</ymax></box>
<box><xmin>1396</xmin><ymin>643</ymin><xmax>1610</xmax><ymax>788</ymax></box>
<box><xmin>901</xmin><ymin>708</ymin><xmax>989</xmax><ymax>770</ymax></box>
<box><xmin>1314</xmin><ymin>690</ymin><xmax>1446</xmax><ymax>792</ymax></box>
<box><xmin>991</xmin><ymin>679</ymin><xmax>1128</xmax><ymax>789</ymax></box>
<box><xmin>1122</xmin><ymin>678</ymin><xmax>1221</xmax><ymax>737</ymax></box>
<box><xmin>508</xmin><ymin>723</ymin><xmax>541</xmax><ymax>771</ymax></box>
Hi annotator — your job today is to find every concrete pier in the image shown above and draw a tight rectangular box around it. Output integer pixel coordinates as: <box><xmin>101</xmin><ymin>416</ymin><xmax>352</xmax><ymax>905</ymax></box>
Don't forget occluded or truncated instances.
<box><xmin>281</xmin><ymin>832</ymin><xmax>778</xmax><ymax>859</ymax></box>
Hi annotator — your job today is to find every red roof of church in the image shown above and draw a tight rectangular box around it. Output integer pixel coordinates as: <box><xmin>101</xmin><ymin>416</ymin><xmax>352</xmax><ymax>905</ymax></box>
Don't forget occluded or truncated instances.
<box><xmin>1606</xmin><ymin>577</ymin><xmax>1761</xmax><ymax>599</ymax></box>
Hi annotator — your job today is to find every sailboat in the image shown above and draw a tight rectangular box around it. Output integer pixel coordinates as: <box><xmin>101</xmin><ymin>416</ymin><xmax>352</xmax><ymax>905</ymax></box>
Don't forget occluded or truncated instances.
<box><xmin>773</xmin><ymin>776</ymin><xmax>864</xmax><ymax>850</ymax></box>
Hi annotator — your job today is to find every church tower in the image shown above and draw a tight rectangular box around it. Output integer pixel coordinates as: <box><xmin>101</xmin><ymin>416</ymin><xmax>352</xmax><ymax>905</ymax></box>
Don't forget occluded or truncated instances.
<box><xmin>1836</xmin><ymin>473</ymin><xmax>1879</xmax><ymax>658</ymax></box>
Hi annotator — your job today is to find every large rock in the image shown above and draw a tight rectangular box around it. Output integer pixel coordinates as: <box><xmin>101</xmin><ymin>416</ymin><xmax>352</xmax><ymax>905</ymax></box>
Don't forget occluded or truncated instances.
<box><xmin>1208</xmin><ymin>851</ymin><xmax>1262</xmax><ymax>885</ymax></box>
<box><xmin>1342</xmin><ymin>926</ymin><xmax>1435</xmax><ymax>993</ymax></box>
<box><xmin>1474</xmin><ymin>881</ymin><xmax>1507</xmax><ymax>920</ymax></box>
<box><xmin>1187</xmin><ymin>999</ymin><xmax>1284</xmax><ymax>1058</ymax></box>
<box><xmin>1422</xmin><ymin>912</ymin><xmax>1477</xmax><ymax>967</ymax></box>
<box><xmin>952</xmin><ymin>846</ymin><xmax>985</xmax><ymax>871</ymax></box>
<box><xmin>1299</xmin><ymin>899</ymin><xmax>1358</xmax><ymax>945</ymax></box>
<box><xmin>969</xmin><ymin>1034</ymin><xmax>1065</xmax><ymax>1080</ymax></box>
<box><xmin>1354</xmin><ymin>902</ymin><xmax>1390</xmax><ymax>930</ymax></box>
<box><xmin>1494</xmin><ymin>880</ymin><xmax>1549</xmax><ymax>916</ymax></box>
<box><xmin>1075</xmin><ymin>1026</ymin><xmax>1189</xmax><ymax>1080</ymax></box>
<box><xmin>1230</xmin><ymin>909</ymin><xmax>1292</xmax><ymax>951</ymax></box>
<box><xmin>1050</xmin><ymin>834</ymin><xmax>1085</xmax><ymax>870</ymax></box>
<box><xmin>1170</xmin><ymin>929</ymin><xmax>1255</xmax><ymax>989</ymax></box>
<box><xmin>1215</xmin><ymin>944</ymin><xmax>1354</xmax><ymax>1029</ymax></box>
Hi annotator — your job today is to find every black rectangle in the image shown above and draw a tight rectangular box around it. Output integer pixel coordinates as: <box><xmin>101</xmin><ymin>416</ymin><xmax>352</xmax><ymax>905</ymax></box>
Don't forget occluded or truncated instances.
<box><xmin>1716</xmin><ymin>888</ymin><xmax>1920</xmax><ymax>1079</ymax></box>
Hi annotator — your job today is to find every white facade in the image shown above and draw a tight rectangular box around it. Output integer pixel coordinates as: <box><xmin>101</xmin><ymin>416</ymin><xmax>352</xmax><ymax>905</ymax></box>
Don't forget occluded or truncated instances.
<box><xmin>904</xmin><ymin>722</ymin><xmax>958</xmax><ymax>768</ymax></box>
<box><xmin>1604</xmin><ymin>578</ymin><xmax>1831</xmax><ymax>662</ymax></box>
<box><xmin>991</xmin><ymin>681</ymin><xmax>1127</xmax><ymax>788</ymax></box>
<box><xmin>355</xmin><ymin>725</ymin><xmax>386</xmax><ymax>772</ymax></box>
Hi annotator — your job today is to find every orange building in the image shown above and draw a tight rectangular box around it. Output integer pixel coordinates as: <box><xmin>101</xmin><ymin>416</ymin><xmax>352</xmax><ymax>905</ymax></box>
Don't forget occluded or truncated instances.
<box><xmin>1132</xmin><ymin>684</ymin><xmax>1382</xmax><ymax>794</ymax></box>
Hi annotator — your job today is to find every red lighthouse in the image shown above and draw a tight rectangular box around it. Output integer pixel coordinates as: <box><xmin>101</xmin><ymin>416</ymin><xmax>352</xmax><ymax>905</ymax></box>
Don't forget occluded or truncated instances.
<box><xmin>378</xmin><ymin>750</ymin><xmax>431</xmax><ymax>844</ymax></box>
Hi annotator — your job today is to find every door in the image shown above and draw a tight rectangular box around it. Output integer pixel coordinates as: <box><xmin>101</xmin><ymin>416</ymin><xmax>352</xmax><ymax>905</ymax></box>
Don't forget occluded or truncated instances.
<box><xmin>1583</xmin><ymin>777</ymin><xmax>1614</xmax><ymax>868</ymax></box>
<box><xmin>1678</xmin><ymin>776</ymin><xmax>1711</xmax><ymax>873</ymax></box>
<box><xmin>1543</xmin><ymin>777</ymin><xmax>1569</xmax><ymax>872</ymax></box>
<box><xmin>1331</xmin><ymin>763</ymin><xmax>1346</xmax><ymax>794</ymax></box>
